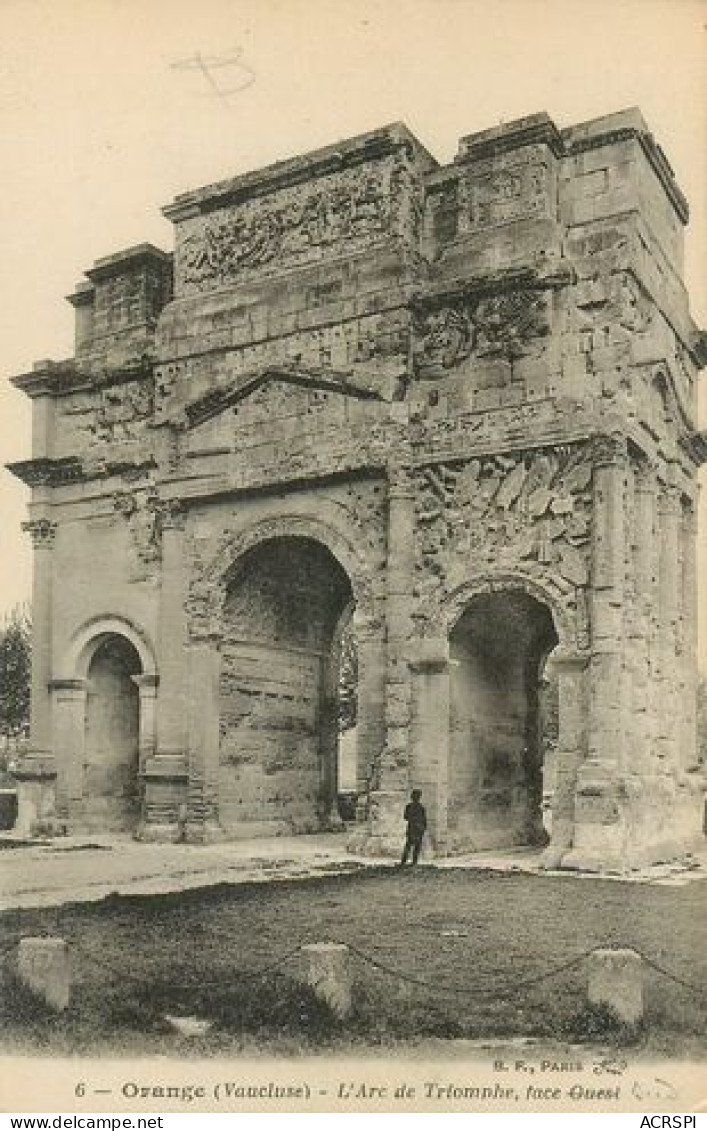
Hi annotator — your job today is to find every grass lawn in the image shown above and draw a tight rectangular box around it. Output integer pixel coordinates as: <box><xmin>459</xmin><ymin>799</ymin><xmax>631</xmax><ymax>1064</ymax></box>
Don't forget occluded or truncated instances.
<box><xmin>0</xmin><ymin>867</ymin><xmax>705</xmax><ymax>1056</ymax></box>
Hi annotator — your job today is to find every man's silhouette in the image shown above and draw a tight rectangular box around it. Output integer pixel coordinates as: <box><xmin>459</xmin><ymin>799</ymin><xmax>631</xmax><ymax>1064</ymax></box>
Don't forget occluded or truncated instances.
<box><xmin>400</xmin><ymin>789</ymin><xmax>427</xmax><ymax>866</ymax></box>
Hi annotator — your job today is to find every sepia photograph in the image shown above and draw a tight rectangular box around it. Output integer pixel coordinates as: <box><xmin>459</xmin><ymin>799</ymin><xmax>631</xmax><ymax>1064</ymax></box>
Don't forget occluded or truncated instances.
<box><xmin>0</xmin><ymin>0</ymin><xmax>705</xmax><ymax>1117</ymax></box>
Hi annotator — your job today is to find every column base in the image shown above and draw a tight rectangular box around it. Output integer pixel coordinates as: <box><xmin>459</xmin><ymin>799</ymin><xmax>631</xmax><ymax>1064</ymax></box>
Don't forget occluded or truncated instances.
<box><xmin>184</xmin><ymin>820</ymin><xmax>226</xmax><ymax>844</ymax></box>
<box><xmin>12</xmin><ymin>752</ymin><xmax>60</xmax><ymax>837</ymax></box>
<box><xmin>352</xmin><ymin>788</ymin><xmax>408</xmax><ymax>856</ymax></box>
<box><xmin>134</xmin><ymin>821</ymin><xmax>183</xmax><ymax>844</ymax></box>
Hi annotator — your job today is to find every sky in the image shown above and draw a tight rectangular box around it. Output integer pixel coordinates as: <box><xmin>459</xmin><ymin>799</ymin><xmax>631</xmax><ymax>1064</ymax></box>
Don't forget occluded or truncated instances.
<box><xmin>0</xmin><ymin>0</ymin><xmax>705</xmax><ymax>662</ymax></box>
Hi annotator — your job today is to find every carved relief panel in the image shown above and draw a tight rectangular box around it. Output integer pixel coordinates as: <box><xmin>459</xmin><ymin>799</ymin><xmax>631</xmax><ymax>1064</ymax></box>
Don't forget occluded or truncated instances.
<box><xmin>413</xmin><ymin>444</ymin><xmax>593</xmax><ymax>642</ymax></box>
<box><xmin>413</xmin><ymin>286</ymin><xmax>551</xmax><ymax>378</ymax></box>
<box><xmin>459</xmin><ymin>149</ymin><xmax>558</xmax><ymax>233</ymax></box>
<box><xmin>175</xmin><ymin>150</ymin><xmax>423</xmax><ymax>296</ymax></box>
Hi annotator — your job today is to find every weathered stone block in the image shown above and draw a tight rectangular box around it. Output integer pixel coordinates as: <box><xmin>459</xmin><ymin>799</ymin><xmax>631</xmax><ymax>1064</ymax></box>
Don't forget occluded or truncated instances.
<box><xmin>587</xmin><ymin>948</ymin><xmax>643</xmax><ymax>1025</ymax></box>
<box><xmin>17</xmin><ymin>938</ymin><xmax>70</xmax><ymax>1012</ymax></box>
<box><xmin>300</xmin><ymin>942</ymin><xmax>352</xmax><ymax>1019</ymax></box>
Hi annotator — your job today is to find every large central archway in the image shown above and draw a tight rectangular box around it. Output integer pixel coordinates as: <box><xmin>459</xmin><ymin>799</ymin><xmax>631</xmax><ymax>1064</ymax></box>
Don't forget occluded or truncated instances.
<box><xmin>448</xmin><ymin>589</ymin><xmax>558</xmax><ymax>852</ymax></box>
<box><xmin>218</xmin><ymin>535</ymin><xmax>354</xmax><ymax>835</ymax></box>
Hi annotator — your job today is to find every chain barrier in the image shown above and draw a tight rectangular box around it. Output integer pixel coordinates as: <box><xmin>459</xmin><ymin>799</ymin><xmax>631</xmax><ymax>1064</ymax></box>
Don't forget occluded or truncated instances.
<box><xmin>1</xmin><ymin>921</ymin><xmax>704</xmax><ymax>1006</ymax></box>
<box><xmin>13</xmin><ymin>930</ymin><xmax>701</xmax><ymax>1006</ymax></box>
<box><xmin>70</xmin><ymin>939</ymin><xmax>306</xmax><ymax>992</ymax></box>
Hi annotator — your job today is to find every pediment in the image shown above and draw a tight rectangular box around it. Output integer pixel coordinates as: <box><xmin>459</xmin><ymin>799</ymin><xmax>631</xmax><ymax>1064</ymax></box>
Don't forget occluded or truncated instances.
<box><xmin>184</xmin><ymin>365</ymin><xmax>383</xmax><ymax>429</ymax></box>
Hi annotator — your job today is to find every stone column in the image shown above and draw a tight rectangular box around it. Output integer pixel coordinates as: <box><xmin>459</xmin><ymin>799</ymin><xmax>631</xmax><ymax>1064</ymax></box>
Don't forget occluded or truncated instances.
<box><xmin>409</xmin><ymin>638</ymin><xmax>450</xmax><ymax>856</ymax></box>
<box><xmin>542</xmin><ymin>651</ymin><xmax>588</xmax><ymax>868</ymax></box>
<box><xmin>317</xmin><ymin>649</ymin><xmax>342</xmax><ymax>829</ymax></box>
<box><xmin>49</xmin><ymin>678</ymin><xmax>86</xmax><ymax>829</ymax></box>
<box><xmin>368</xmin><ymin>462</ymin><xmax>415</xmax><ymax>852</ymax></box>
<box><xmin>15</xmin><ymin>517</ymin><xmax>58</xmax><ymax>835</ymax></box>
<box><xmin>568</xmin><ymin>435</ymin><xmax>627</xmax><ymax>870</ymax></box>
<box><xmin>138</xmin><ymin>500</ymin><xmax>188</xmax><ymax>841</ymax></box>
<box><xmin>656</xmin><ymin>477</ymin><xmax>681</xmax><ymax>772</ymax></box>
<box><xmin>185</xmin><ymin>635</ymin><xmax>223</xmax><ymax>843</ymax></box>
<box><xmin>680</xmin><ymin>496</ymin><xmax>699</xmax><ymax>771</ymax></box>
<box><xmin>351</xmin><ymin>612</ymin><xmax>386</xmax><ymax>809</ymax></box>
<box><xmin>23</xmin><ymin>518</ymin><xmax>56</xmax><ymax>759</ymax></box>
<box><xmin>155</xmin><ymin>501</ymin><xmax>188</xmax><ymax>767</ymax></box>
<box><xmin>631</xmin><ymin>462</ymin><xmax>659</xmax><ymax>774</ymax></box>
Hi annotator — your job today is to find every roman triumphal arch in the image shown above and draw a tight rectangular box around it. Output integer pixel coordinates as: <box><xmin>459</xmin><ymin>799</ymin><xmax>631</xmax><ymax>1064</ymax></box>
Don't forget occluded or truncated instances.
<box><xmin>9</xmin><ymin>109</ymin><xmax>707</xmax><ymax>870</ymax></box>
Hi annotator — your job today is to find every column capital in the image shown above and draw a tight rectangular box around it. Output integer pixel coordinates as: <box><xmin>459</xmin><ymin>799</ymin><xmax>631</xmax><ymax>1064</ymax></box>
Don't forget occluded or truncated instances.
<box><xmin>551</xmin><ymin>649</ymin><xmax>590</xmax><ymax>672</ymax></box>
<box><xmin>49</xmin><ymin>678</ymin><xmax>86</xmax><ymax>693</ymax></box>
<box><xmin>351</xmin><ymin>610</ymin><xmax>385</xmax><ymax>640</ymax></box>
<box><xmin>658</xmin><ymin>483</ymin><xmax>683</xmax><ymax>513</ymax></box>
<box><xmin>387</xmin><ymin>461</ymin><xmax>415</xmax><ymax>499</ymax></box>
<box><xmin>22</xmin><ymin>517</ymin><xmax>57</xmax><ymax>547</ymax></box>
<box><xmin>408</xmin><ymin>637</ymin><xmax>450</xmax><ymax>672</ymax></box>
<box><xmin>634</xmin><ymin>458</ymin><xmax>659</xmax><ymax>491</ymax></box>
<box><xmin>132</xmin><ymin>672</ymin><xmax>160</xmax><ymax>692</ymax></box>
<box><xmin>157</xmin><ymin>498</ymin><xmax>187</xmax><ymax>531</ymax></box>
<box><xmin>592</xmin><ymin>433</ymin><xmax>628</xmax><ymax>470</ymax></box>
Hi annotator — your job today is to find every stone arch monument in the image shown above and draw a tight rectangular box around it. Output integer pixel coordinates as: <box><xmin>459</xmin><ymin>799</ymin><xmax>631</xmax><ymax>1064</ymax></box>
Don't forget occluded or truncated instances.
<box><xmin>9</xmin><ymin>108</ymin><xmax>707</xmax><ymax>869</ymax></box>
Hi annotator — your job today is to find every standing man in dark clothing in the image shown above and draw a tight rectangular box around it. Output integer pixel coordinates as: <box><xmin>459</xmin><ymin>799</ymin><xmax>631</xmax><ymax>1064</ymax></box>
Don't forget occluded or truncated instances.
<box><xmin>400</xmin><ymin>789</ymin><xmax>427</xmax><ymax>865</ymax></box>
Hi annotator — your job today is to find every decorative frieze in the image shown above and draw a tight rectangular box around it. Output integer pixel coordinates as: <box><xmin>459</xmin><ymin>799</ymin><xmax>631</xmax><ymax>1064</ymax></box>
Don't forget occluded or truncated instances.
<box><xmin>175</xmin><ymin>150</ymin><xmax>423</xmax><ymax>295</ymax></box>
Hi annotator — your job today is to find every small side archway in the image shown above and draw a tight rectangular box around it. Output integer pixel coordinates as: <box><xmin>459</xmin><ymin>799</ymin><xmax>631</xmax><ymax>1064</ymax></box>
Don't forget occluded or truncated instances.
<box><xmin>57</xmin><ymin>617</ymin><xmax>158</xmax><ymax>833</ymax></box>
<box><xmin>443</xmin><ymin>578</ymin><xmax>563</xmax><ymax>852</ymax></box>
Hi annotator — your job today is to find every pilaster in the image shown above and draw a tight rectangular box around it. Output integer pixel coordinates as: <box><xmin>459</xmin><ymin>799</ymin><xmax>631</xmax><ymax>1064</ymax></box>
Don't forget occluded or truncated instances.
<box><xmin>409</xmin><ymin>638</ymin><xmax>450</xmax><ymax>856</ymax></box>
<box><xmin>14</xmin><ymin>517</ymin><xmax>59</xmax><ymax>835</ymax></box>
<box><xmin>184</xmin><ymin>635</ymin><xmax>224</xmax><ymax>842</ymax></box>
<box><xmin>366</xmin><ymin>461</ymin><xmax>415</xmax><ymax>851</ymax></box>
<box><xmin>567</xmin><ymin>435</ymin><xmax>628</xmax><ymax>870</ymax></box>
<box><xmin>49</xmin><ymin>678</ymin><xmax>86</xmax><ymax>826</ymax></box>
<box><xmin>542</xmin><ymin>651</ymin><xmax>588</xmax><ymax>867</ymax></box>
<box><xmin>656</xmin><ymin>474</ymin><xmax>681</xmax><ymax>772</ymax></box>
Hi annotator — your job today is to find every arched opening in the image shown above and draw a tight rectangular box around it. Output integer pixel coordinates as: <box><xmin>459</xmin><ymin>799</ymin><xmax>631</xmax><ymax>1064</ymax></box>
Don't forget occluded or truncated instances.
<box><xmin>219</xmin><ymin>536</ymin><xmax>354</xmax><ymax>836</ymax></box>
<box><xmin>448</xmin><ymin>589</ymin><xmax>558</xmax><ymax>852</ymax></box>
<box><xmin>83</xmin><ymin>634</ymin><xmax>142</xmax><ymax>832</ymax></box>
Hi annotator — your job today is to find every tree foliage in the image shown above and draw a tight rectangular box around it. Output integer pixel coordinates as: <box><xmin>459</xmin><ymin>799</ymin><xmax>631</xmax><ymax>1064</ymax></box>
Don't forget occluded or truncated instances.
<box><xmin>0</xmin><ymin>606</ymin><xmax>31</xmax><ymax>736</ymax></box>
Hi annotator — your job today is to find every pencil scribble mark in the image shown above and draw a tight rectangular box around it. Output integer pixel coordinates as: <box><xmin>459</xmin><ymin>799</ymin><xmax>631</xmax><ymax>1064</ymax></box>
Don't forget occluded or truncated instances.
<box><xmin>170</xmin><ymin>48</ymin><xmax>256</xmax><ymax>100</ymax></box>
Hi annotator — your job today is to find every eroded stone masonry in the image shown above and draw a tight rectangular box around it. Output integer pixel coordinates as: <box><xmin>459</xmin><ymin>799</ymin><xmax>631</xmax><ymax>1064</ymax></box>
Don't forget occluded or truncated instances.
<box><xmin>9</xmin><ymin>109</ymin><xmax>707</xmax><ymax>870</ymax></box>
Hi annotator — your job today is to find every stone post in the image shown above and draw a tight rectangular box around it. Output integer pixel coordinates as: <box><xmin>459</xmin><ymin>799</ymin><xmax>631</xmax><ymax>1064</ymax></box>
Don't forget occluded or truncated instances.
<box><xmin>409</xmin><ymin>638</ymin><xmax>450</xmax><ymax>855</ymax></box>
<box><xmin>15</xmin><ymin>517</ymin><xmax>58</xmax><ymax>836</ymax></box>
<box><xmin>299</xmin><ymin>942</ymin><xmax>352</xmax><ymax>1020</ymax></box>
<box><xmin>569</xmin><ymin>435</ymin><xmax>627</xmax><ymax>870</ymax></box>
<box><xmin>185</xmin><ymin>636</ymin><xmax>223</xmax><ymax>842</ymax></box>
<box><xmin>586</xmin><ymin>948</ymin><xmax>643</xmax><ymax>1025</ymax></box>
<box><xmin>17</xmin><ymin>938</ymin><xmax>70</xmax><ymax>1012</ymax></box>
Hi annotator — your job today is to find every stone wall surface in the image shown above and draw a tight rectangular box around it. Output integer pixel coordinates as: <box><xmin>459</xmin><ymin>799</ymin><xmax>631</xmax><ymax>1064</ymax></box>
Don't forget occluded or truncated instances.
<box><xmin>8</xmin><ymin>109</ymin><xmax>707</xmax><ymax>869</ymax></box>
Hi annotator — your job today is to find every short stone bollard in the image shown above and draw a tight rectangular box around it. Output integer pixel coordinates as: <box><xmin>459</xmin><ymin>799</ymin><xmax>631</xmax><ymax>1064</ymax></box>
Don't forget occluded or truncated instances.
<box><xmin>587</xmin><ymin>947</ymin><xmax>643</xmax><ymax>1025</ymax></box>
<box><xmin>300</xmin><ymin>942</ymin><xmax>352</xmax><ymax>1020</ymax></box>
<box><xmin>17</xmin><ymin>937</ymin><xmax>71</xmax><ymax>1012</ymax></box>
